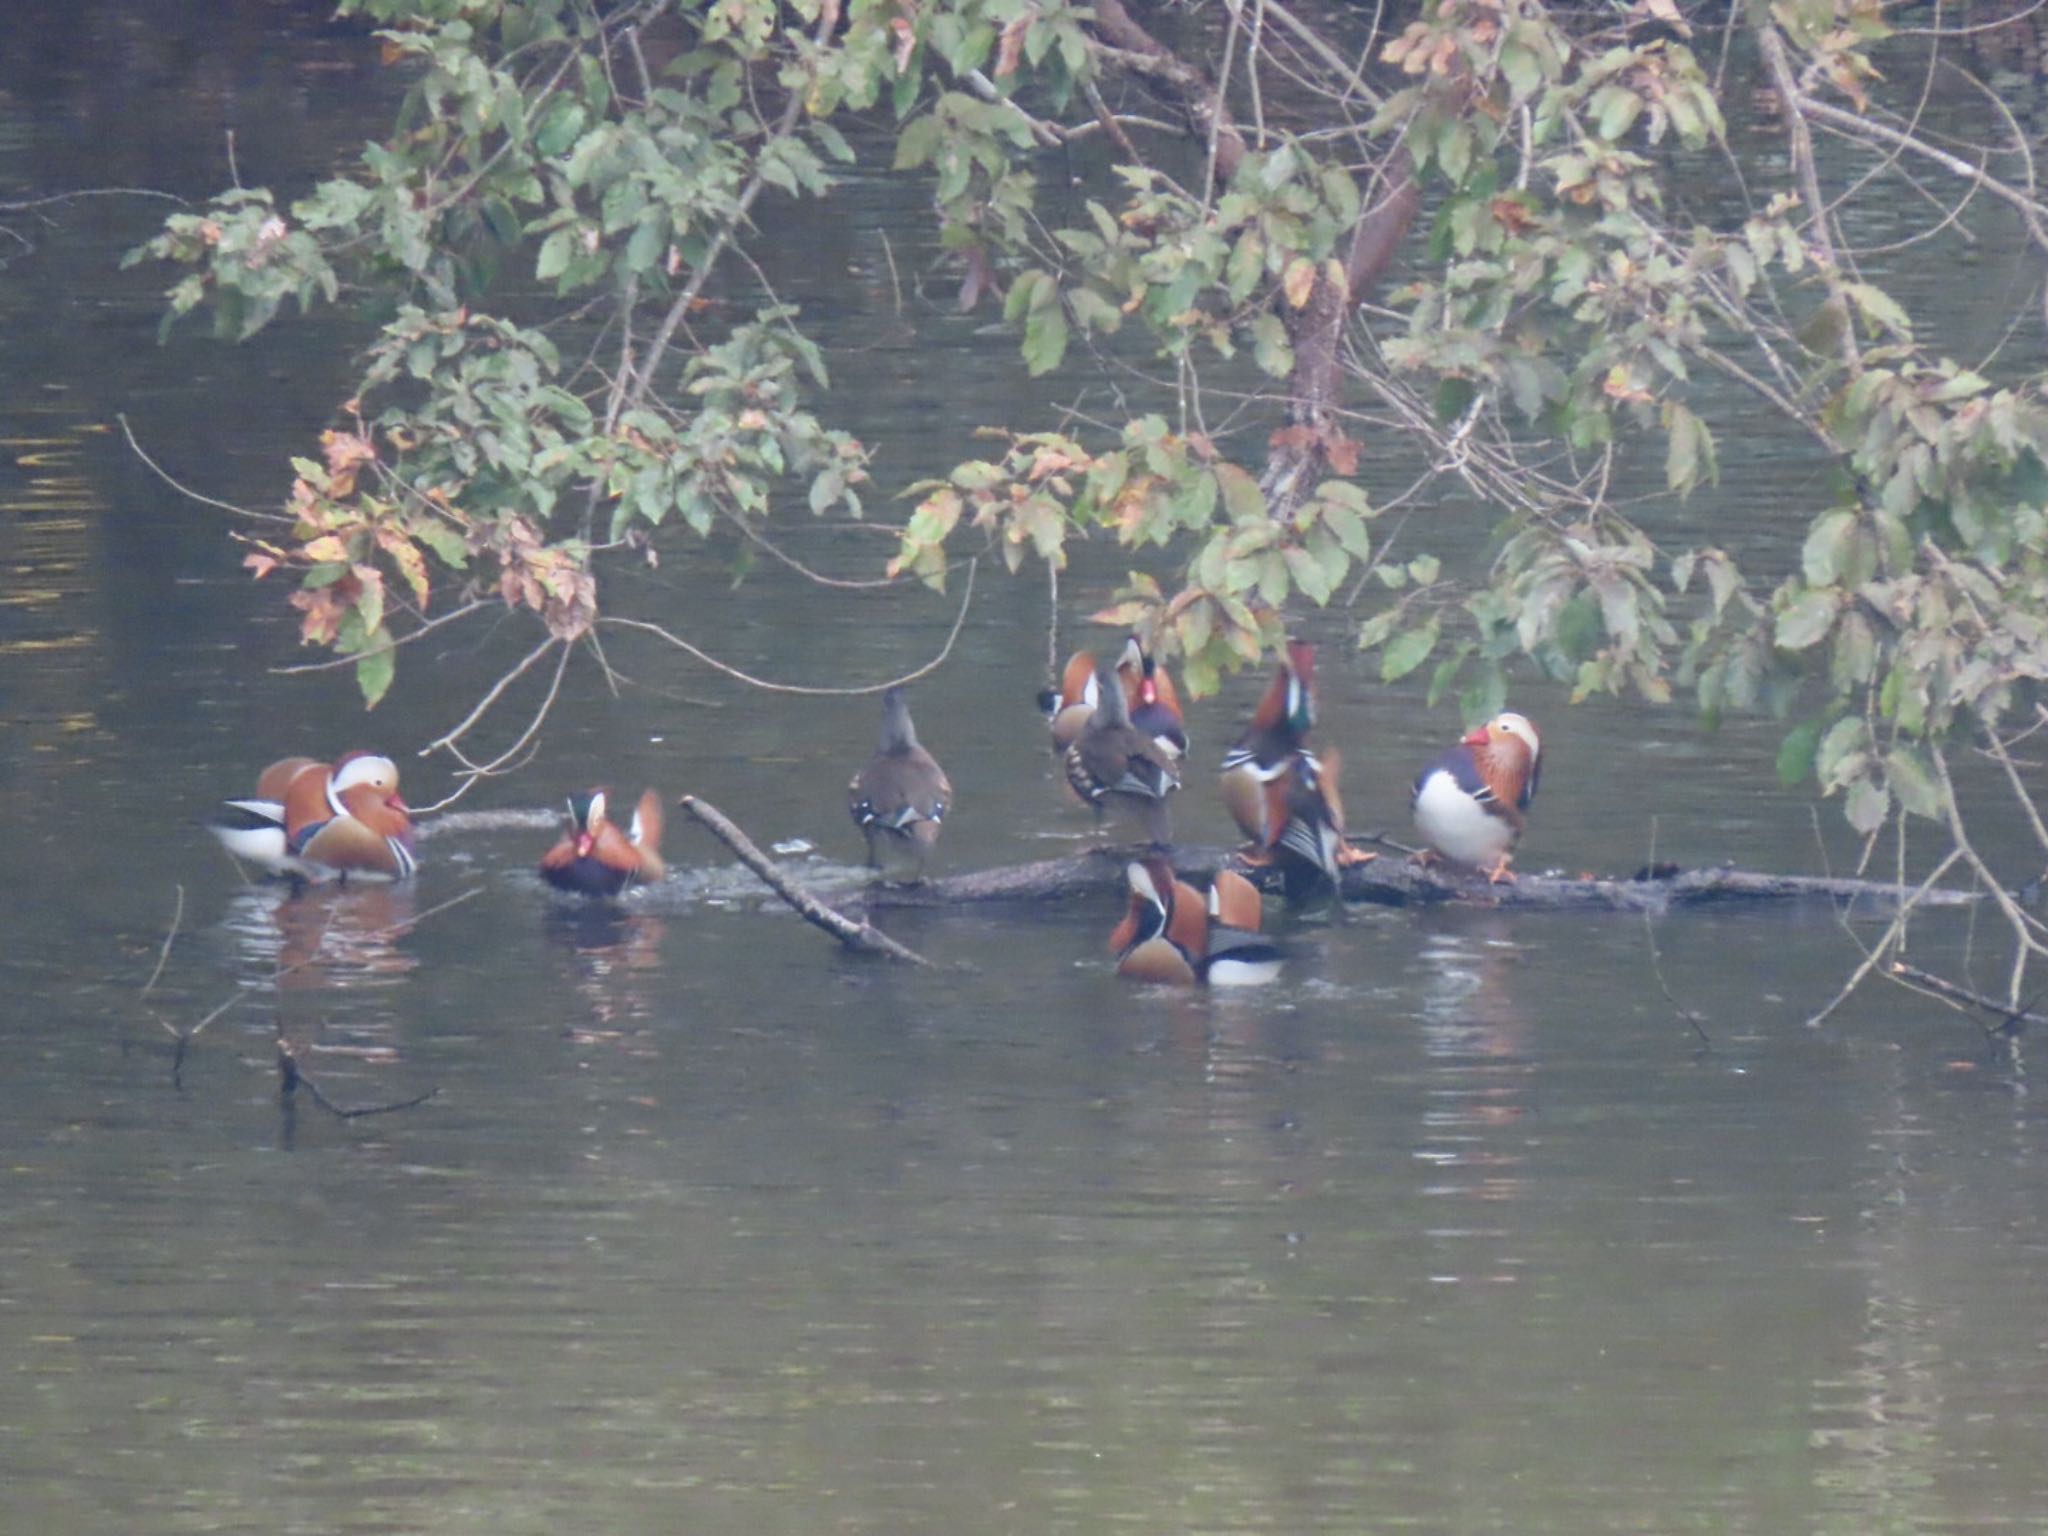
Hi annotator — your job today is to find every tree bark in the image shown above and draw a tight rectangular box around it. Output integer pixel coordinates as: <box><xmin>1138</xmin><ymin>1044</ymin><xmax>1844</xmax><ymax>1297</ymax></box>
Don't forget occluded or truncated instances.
<box><xmin>1082</xmin><ymin>1</ymin><xmax>1421</xmax><ymax>519</ymax></box>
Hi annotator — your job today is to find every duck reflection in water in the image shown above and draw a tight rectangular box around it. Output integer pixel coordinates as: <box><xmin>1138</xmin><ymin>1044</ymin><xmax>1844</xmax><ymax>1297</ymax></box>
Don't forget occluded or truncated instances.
<box><xmin>1416</xmin><ymin>914</ymin><xmax>1532</xmax><ymax>1284</ymax></box>
<box><xmin>221</xmin><ymin>881</ymin><xmax>421</xmax><ymax>995</ymax></box>
<box><xmin>543</xmin><ymin>904</ymin><xmax>667</xmax><ymax>1049</ymax></box>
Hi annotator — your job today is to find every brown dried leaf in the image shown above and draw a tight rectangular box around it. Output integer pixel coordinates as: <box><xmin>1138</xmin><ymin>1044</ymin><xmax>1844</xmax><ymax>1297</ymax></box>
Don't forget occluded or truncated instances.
<box><xmin>995</xmin><ymin>15</ymin><xmax>1028</xmax><ymax>78</ymax></box>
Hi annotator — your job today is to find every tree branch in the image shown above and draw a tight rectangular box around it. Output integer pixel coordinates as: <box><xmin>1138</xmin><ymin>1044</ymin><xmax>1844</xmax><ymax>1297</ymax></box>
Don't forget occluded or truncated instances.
<box><xmin>1090</xmin><ymin>0</ymin><xmax>1248</xmax><ymax>182</ymax></box>
<box><xmin>678</xmin><ymin>796</ymin><xmax>931</xmax><ymax>964</ymax></box>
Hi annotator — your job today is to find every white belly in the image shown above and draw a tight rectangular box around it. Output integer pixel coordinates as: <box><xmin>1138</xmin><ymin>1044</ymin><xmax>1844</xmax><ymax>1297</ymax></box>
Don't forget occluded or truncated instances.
<box><xmin>1414</xmin><ymin>770</ymin><xmax>1515</xmax><ymax>867</ymax></box>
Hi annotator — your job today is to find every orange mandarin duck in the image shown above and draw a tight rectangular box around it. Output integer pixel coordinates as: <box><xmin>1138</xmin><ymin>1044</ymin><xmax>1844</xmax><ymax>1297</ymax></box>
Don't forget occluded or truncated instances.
<box><xmin>1110</xmin><ymin>856</ymin><xmax>1285</xmax><ymax>986</ymax></box>
<box><xmin>539</xmin><ymin>788</ymin><xmax>667</xmax><ymax>896</ymax></box>
<box><xmin>210</xmin><ymin>752</ymin><xmax>418</xmax><ymax>883</ymax></box>
<box><xmin>1412</xmin><ymin>711</ymin><xmax>1542</xmax><ymax>883</ymax></box>
<box><xmin>1043</xmin><ymin>635</ymin><xmax>1188</xmax><ymax>761</ymax></box>
<box><xmin>1218</xmin><ymin>640</ymin><xmax>1370</xmax><ymax>900</ymax></box>
<box><xmin>848</xmin><ymin>686</ymin><xmax>952</xmax><ymax>883</ymax></box>
<box><xmin>1042</xmin><ymin>647</ymin><xmax>1105</xmax><ymax>753</ymax></box>
<box><xmin>1065</xmin><ymin>661</ymin><xmax>1181</xmax><ymax>845</ymax></box>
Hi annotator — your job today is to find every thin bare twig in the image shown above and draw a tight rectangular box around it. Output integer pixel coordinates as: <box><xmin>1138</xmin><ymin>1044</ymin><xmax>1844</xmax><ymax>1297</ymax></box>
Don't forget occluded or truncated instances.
<box><xmin>419</xmin><ymin>634</ymin><xmax>562</xmax><ymax>756</ymax></box>
<box><xmin>269</xmin><ymin>600</ymin><xmax>492</xmax><ymax>674</ymax></box>
<box><xmin>603</xmin><ymin>556</ymin><xmax>977</xmax><ymax>696</ymax></box>
<box><xmin>118</xmin><ymin>415</ymin><xmax>293</xmax><ymax>525</ymax></box>
<box><xmin>141</xmin><ymin>885</ymin><xmax>185</xmax><ymax>999</ymax></box>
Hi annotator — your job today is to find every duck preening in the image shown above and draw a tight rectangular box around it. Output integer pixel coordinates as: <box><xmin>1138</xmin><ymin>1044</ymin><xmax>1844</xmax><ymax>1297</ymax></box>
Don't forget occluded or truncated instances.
<box><xmin>539</xmin><ymin>788</ymin><xmax>667</xmax><ymax>895</ymax></box>
<box><xmin>1110</xmin><ymin>856</ymin><xmax>1285</xmax><ymax>986</ymax></box>
<box><xmin>1412</xmin><ymin>711</ymin><xmax>1542</xmax><ymax>882</ymax></box>
<box><xmin>1219</xmin><ymin>640</ymin><xmax>1371</xmax><ymax>899</ymax></box>
<box><xmin>1043</xmin><ymin>635</ymin><xmax>1188</xmax><ymax>762</ymax></box>
<box><xmin>209</xmin><ymin>751</ymin><xmax>418</xmax><ymax>883</ymax></box>
<box><xmin>848</xmin><ymin>685</ymin><xmax>952</xmax><ymax>882</ymax></box>
<box><xmin>1064</xmin><ymin>660</ymin><xmax>1181</xmax><ymax>845</ymax></box>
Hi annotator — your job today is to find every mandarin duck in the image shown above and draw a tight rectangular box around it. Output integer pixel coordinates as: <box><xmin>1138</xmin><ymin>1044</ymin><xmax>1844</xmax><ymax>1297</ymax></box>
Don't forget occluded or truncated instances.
<box><xmin>1123</xmin><ymin>637</ymin><xmax>1189</xmax><ymax>761</ymax></box>
<box><xmin>1219</xmin><ymin>640</ymin><xmax>1370</xmax><ymax>899</ymax></box>
<box><xmin>1110</xmin><ymin>856</ymin><xmax>1284</xmax><ymax>986</ymax></box>
<box><xmin>1043</xmin><ymin>635</ymin><xmax>1189</xmax><ymax>761</ymax></box>
<box><xmin>210</xmin><ymin>751</ymin><xmax>418</xmax><ymax>883</ymax></box>
<box><xmin>539</xmin><ymin>788</ymin><xmax>667</xmax><ymax>896</ymax></box>
<box><xmin>1065</xmin><ymin>661</ymin><xmax>1181</xmax><ymax>845</ymax></box>
<box><xmin>1042</xmin><ymin>647</ymin><xmax>1105</xmax><ymax>752</ymax></box>
<box><xmin>1411</xmin><ymin>711</ymin><xmax>1542</xmax><ymax>882</ymax></box>
<box><xmin>848</xmin><ymin>685</ymin><xmax>952</xmax><ymax>882</ymax></box>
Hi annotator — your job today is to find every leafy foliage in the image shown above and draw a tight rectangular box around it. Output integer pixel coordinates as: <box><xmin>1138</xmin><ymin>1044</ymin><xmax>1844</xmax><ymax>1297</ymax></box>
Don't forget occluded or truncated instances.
<box><xmin>131</xmin><ymin>0</ymin><xmax>2048</xmax><ymax>897</ymax></box>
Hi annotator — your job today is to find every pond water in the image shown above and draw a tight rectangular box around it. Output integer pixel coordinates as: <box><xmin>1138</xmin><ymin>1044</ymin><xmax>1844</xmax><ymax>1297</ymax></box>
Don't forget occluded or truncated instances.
<box><xmin>3</xmin><ymin>6</ymin><xmax>2046</xmax><ymax>1534</ymax></box>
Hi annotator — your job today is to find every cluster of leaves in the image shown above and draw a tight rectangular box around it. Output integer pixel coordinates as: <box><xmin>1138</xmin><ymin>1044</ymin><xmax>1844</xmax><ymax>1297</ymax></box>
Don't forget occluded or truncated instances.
<box><xmin>130</xmin><ymin>0</ymin><xmax>2048</xmax><ymax>879</ymax></box>
<box><xmin>896</xmin><ymin>416</ymin><xmax>1375</xmax><ymax>695</ymax></box>
<box><xmin>1767</xmin><ymin>365</ymin><xmax>2048</xmax><ymax>832</ymax></box>
<box><xmin>131</xmin><ymin>0</ymin><xmax>873</xmax><ymax>703</ymax></box>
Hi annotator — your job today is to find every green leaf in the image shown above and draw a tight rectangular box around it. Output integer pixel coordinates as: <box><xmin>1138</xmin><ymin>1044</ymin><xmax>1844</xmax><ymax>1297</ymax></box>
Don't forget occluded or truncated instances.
<box><xmin>1226</xmin><ymin>229</ymin><xmax>1265</xmax><ymax>304</ymax></box>
<box><xmin>810</xmin><ymin>119</ymin><xmax>855</xmax><ymax>164</ymax></box>
<box><xmin>625</xmin><ymin>215</ymin><xmax>666</xmax><ymax>274</ymax></box>
<box><xmin>534</xmin><ymin>99</ymin><xmax>588</xmax><ymax>157</ymax></box>
<box><xmin>1427</xmin><ymin>643</ymin><xmax>1473</xmax><ymax>707</ymax></box>
<box><xmin>536</xmin><ymin>227</ymin><xmax>574</xmax><ymax>281</ymax></box>
<box><xmin>1844</xmin><ymin>776</ymin><xmax>1890</xmax><ymax>835</ymax></box>
<box><xmin>1664</xmin><ymin>402</ymin><xmax>1714</xmax><ymax>495</ymax></box>
<box><xmin>1021</xmin><ymin>302</ymin><xmax>1069</xmax><ymax>376</ymax></box>
<box><xmin>1802</xmin><ymin>511</ymin><xmax>1857</xmax><ymax>586</ymax></box>
<box><xmin>1776</xmin><ymin>720</ymin><xmax>1822</xmax><ymax>786</ymax></box>
<box><xmin>1215</xmin><ymin>461</ymin><xmax>1265</xmax><ymax>523</ymax></box>
<box><xmin>1886</xmin><ymin>747</ymin><xmax>1943</xmax><ymax>819</ymax></box>
<box><xmin>1355</xmin><ymin>609</ymin><xmax>1399</xmax><ymax>651</ymax></box>
<box><xmin>1775</xmin><ymin>589</ymin><xmax>1839</xmax><ymax>651</ymax></box>
<box><xmin>895</xmin><ymin>114</ymin><xmax>941</xmax><ymax>170</ymax></box>
<box><xmin>1381</xmin><ymin>616</ymin><xmax>1441</xmax><ymax>682</ymax></box>
<box><xmin>1595</xmin><ymin>85</ymin><xmax>1643</xmax><ymax>141</ymax></box>
<box><xmin>356</xmin><ymin>637</ymin><xmax>395</xmax><ymax>709</ymax></box>
<box><xmin>1250</xmin><ymin>313</ymin><xmax>1293</xmax><ymax>377</ymax></box>
<box><xmin>1844</xmin><ymin>281</ymin><xmax>1912</xmax><ymax>341</ymax></box>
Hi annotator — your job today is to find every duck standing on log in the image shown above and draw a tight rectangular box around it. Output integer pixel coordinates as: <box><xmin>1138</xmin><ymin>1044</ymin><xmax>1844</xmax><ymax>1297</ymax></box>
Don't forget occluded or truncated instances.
<box><xmin>848</xmin><ymin>685</ymin><xmax>952</xmax><ymax>883</ymax></box>
<box><xmin>540</xmin><ymin>788</ymin><xmax>667</xmax><ymax>896</ymax></box>
<box><xmin>210</xmin><ymin>751</ymin><xmax>417</xmax><ymax>883</ymax></box>
<box><xmin>1412</xmin><ymin>712</ymin><xmax>1542</xmax><ymax>883</ymax></box>
<box><xmin>1111</xmin><ymin>855</ymin><xmax>1284</xmax><ymax>986</ymax></box>
<box><xmin>1065</xmin><ymin>661</ymin><xmax>1181</xmax><ymax>845</ymax></box>
<box><xmin>1219</xmin><ymin>640</ymin><xmax>1369</xmax><ymax>900</ymax></box>
<box><xmin>1122</xmin><ymin>636</ymin><xmax>1188</xmax><ymax>762</ymax></box>
<box><xmin>1043</xmin><ymin>635</ymin><xmax>1187</xmax><ymax>761</ymax></box>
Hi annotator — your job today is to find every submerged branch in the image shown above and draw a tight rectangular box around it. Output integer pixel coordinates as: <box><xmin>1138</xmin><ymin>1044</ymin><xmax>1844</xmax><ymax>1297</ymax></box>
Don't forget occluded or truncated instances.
<box><xmin>1889</xmin><ymin>960</ymin><xmax>2042</xmax><ymax>1035</ymax></box>
<box><xmin>677</xmin><ymin>795</ymin><xmax>931</xmax><ymax>965</ymax></box>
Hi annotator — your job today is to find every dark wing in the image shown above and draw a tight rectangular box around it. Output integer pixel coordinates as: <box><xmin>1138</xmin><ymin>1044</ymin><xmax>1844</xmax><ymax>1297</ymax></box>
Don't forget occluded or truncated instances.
<box><xmin>1413</xmin><ymin>744</ymin><xmax>1491</xmax><ymax>806</ymax></box>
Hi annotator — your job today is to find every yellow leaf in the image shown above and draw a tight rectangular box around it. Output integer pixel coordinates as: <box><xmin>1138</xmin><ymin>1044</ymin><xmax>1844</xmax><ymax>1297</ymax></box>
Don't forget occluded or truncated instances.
<box><xmin>1282</xmin><ymin>258</ymin><xmax>1316</xmax><ymax>310</ymax></box>
<box><xmin>301</xmin><ymin>535</ymin><xmax>351</xmax><ymax>563</ymax></box>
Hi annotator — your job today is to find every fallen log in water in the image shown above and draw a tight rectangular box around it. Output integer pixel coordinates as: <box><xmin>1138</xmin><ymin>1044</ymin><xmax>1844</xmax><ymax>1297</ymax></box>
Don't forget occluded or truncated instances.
<box><xmin>419</xmin><ymin>809</ymin><xmax>1983</xmax><ymax>918</ymax></box>
<box><xmin>866</xmin><ymin>840</ymin><xmax>1985</xmax><ymax>916</ymax></box>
